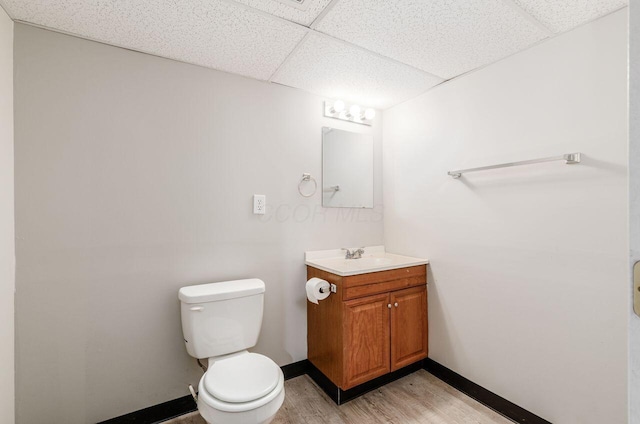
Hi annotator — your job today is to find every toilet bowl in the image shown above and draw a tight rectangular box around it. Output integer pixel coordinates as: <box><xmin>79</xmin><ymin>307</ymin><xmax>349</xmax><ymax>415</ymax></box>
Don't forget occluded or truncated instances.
<box><xmin>178</xmin><ymin>279</ymin><xmax>285</xmax><ymax>424</ymax></box>
<box><xmin>197</xmin><ymin>352</ymin><xmax>285</xmax><ymax>424</ymax></box>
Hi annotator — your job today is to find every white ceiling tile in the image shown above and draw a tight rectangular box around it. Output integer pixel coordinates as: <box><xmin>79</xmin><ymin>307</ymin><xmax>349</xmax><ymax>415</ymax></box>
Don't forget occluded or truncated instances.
<box><xmin>314</xmin><ymin>0</ymin><xmax>550</xmax><ymax>79</ymax></box>
<box><xmin>3</xmin><ymin>0</ymin><xmax>307</xmax><ymax>80</ymax></box>
<box><xmin>272</xmin><ymin>33</ymin><xmax>443</xmax><ymax>109</ymax></box>
<box><xmin>233</xmin><ymin>0</ymin><xmax>332</xmax><ymax>26</ymax></box>
<box><xmin>511</xmin><ymin>0</ymin><xmax>627</xmax><ymax>33</ymax></box>
<box><xmin>2</xmin><ymin>0</ymin><xmax>625</xmax><ymax>107</ymax></box>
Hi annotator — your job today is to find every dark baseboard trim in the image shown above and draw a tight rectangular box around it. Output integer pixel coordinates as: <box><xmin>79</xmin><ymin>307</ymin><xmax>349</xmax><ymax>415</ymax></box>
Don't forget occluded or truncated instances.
<box><xmin>281</xmin><ymin>359</ymin><xmax>311</xmax><ymax>379</ymax></box>
<box><xmin>423</xmin><ymin>358</ymin><xmax>552</xmax><ymax>424</ymax></box>
<box><xmin>307</xmin><ymin>359</ymin><xmax>424</xmax><ymax>405</ymax></box>
<box><xmin>96</xmin><ymin>394</ymin><xmax>197</xmax><ymax>424</ymax></box>
<box><xmin>98</xmin><ymin>358</ymin><xmax>550</xmax><ymax>424</ymax></box>
<box><xmin>98</xmin><ymin>359</ymin><xmax>310</xmax><ymax>424</ymax></box>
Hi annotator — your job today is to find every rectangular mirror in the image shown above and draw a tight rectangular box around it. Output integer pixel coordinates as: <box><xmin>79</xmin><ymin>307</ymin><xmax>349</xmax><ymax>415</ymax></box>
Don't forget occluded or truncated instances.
<box><xmin>322</xmin><ymin>127</ymin><xmax>374</xmax><ymax>208</ymax></box>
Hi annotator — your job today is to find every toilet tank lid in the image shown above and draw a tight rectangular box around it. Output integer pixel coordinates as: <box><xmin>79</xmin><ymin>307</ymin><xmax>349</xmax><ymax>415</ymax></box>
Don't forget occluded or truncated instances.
<box><xmin>179</xmin><ymin>279</ymin><xmax>265</xmax><ymax>304</ymax></box>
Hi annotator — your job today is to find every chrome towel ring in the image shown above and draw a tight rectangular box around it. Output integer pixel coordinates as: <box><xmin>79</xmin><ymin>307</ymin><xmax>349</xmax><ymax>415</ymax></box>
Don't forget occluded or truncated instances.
<box><xmin>298</xmin><ymin>173</ymin><xmax>317</xmax><ymax>197</ymax></box>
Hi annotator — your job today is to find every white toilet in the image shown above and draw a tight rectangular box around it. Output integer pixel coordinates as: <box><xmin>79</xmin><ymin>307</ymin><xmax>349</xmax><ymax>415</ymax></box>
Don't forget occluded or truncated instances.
<box><xmin>179</xmin><ymin>279</ymin><xmax>285</xmax><ymax>424</ymax></box>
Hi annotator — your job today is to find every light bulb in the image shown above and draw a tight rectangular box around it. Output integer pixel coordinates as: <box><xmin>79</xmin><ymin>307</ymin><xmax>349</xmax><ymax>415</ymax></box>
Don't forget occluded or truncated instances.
<box><xmin>349</xmin><ymin>105</ymin><xmax>361</xmax><ymax>118</ymax></box>
<box><xmin>364</xmin><ymin>108</ymin><xmax>376</xmax><ymax>120</ymax></box>
<box><xmin>332</xmin><ymin>100</ymin><xmax>345</xmax><ymax>114</ymax></box>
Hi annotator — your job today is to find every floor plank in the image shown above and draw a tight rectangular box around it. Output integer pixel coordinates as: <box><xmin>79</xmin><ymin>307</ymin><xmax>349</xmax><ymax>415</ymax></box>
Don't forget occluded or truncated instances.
<box><xmin>163</xmin><ymin>370</ymin><xmax>514</xmax><ymax>424</ymax></box>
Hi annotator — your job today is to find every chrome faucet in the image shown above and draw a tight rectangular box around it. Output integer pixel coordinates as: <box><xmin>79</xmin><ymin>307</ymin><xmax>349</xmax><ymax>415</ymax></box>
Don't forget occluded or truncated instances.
<box><xmin>342</xmin><ymin>247</ymin><xmax>365</xmax><ymax>259</ymax></box>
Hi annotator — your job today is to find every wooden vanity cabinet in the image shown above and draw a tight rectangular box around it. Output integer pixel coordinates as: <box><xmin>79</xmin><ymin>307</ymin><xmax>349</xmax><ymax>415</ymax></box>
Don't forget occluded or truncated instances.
<box><xmin>390</xmin><ymin>286</ymin><xmax>428</xmax><ymax>371</ymax></box>
<box><xmin>343</xmin><ymin>293</ymin><xmax>391</xmax><ymax>387</ymax></box>
<box><xmin>307</xmin><ymin>265</ymin><xmax>428</xmax><ymax>390</ymax></box>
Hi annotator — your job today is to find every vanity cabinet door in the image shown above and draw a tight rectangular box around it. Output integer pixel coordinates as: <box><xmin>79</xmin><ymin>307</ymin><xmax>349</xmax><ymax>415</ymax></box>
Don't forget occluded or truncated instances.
<box><xmin>343</xmin><ymin>293</ymin><xmax>391</xmax><ymax>389</ymax></box>
<box><xmin>390</xmin><ymin>286</ymin><xmax>428</xmax><ymax>371</ymax></box>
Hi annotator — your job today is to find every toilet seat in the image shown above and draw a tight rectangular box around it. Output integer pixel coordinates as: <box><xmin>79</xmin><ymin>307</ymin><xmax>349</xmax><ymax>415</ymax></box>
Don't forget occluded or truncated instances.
<box><xmin>204</xmin><ymin>353</ymin><xmax>280</xmax><ymax>403</ymax></box>
<box><xmin>198</xmin><ymin>353</ymin><xmax>284</xmax><ymax>413</ymax></box>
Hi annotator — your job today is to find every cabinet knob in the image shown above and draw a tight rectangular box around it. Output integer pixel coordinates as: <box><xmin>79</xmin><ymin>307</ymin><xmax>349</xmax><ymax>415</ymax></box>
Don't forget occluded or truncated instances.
<box><xmin>394</xmin><ymin>302</ymin><xmax>399</xmax><ymax>307</ymax></box>
<box><xmin>387</xmin><ymin>304</ymin><xmax>392</xmax><ymax>309</ymax></box>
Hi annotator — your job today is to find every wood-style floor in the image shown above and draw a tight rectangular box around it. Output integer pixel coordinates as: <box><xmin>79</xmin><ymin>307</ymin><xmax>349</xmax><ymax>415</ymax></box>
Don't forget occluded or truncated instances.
<box><xmin>165</xmin><ymin>370</ymin><xmax>514</xmax><ymax>424</ymax></box>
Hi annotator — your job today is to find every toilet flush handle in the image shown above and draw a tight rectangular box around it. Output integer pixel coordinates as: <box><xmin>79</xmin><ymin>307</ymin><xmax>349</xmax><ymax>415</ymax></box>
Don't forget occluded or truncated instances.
<box><xmin>190</xmin><ymin>306</ymin><xmax>204</xmax><ymax>312</ymax></box>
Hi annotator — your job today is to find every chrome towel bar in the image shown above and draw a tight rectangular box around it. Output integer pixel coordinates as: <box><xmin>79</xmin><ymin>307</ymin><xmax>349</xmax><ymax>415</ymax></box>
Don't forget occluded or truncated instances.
<box><xmin>448</xmin><ymin>153</ymin><xmax>581</xmax><ymax>179</ymax></box>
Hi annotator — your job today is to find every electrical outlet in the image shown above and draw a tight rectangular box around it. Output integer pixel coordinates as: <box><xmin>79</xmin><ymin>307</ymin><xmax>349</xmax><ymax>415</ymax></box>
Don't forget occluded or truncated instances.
<box><xmin>253</xmin><ymin>195</ymin><xmax>266</xmax><ymax>215</ymax></box>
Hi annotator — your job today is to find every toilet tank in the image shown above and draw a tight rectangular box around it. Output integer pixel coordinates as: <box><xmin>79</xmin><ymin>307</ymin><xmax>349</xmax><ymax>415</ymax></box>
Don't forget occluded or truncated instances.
<box><xmin>179</xmin><ymin>279</ymin><xmax>265</xmax><ymax>359</ymax></box>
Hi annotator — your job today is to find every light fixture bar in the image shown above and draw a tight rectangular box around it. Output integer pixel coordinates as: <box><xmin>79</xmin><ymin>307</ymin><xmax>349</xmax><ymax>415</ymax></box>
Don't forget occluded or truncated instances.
<box><xmin>323</xmin><ymin>100</ymin><xmax>376</xmax><ymax>126</ymax></box>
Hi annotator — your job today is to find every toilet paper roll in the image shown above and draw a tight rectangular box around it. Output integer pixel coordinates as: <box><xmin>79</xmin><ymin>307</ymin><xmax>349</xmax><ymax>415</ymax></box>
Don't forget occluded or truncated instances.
<box><xmin>306</xmin><ymin>277</ymin><xmax>331</xmax><ymax>304</ymax></box>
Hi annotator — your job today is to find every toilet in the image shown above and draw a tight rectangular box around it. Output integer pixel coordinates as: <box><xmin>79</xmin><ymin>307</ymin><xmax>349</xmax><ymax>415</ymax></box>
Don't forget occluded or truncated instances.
<box><xmin>179</xmin><ymin>279</ymin><xmax>285</xmax><ymax>424</ymax></box>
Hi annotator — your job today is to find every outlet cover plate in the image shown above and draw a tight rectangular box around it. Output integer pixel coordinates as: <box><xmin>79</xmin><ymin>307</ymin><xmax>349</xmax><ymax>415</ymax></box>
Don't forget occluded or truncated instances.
<box><xmin>253</xmin><ymin>195</ymin><xmax>266</xmax><ymax>215</ymax></box>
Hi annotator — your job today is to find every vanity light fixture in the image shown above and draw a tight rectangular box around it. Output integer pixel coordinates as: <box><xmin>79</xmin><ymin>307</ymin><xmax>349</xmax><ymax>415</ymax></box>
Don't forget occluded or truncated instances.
<box><xmin>324</xmin><ymin>100</ymin><xmax>376</xmax><ymax>126</ymax></box>
<box><xmin>330</xmin><ymin>100</ymin><xmax>345</xmax><ymax>114</ymax></box>
<box><xmin>364</xmin><ymin>108</ymin><xmax>376</xmax><ymax>120</ymax></box>
<box><xmin>348</xmin><ymin>104</ymin><xmax>361</xmax><ymax>118</ymax></box>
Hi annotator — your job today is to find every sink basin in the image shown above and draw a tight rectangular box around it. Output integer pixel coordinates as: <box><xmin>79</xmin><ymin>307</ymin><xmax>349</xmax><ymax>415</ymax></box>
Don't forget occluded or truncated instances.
<box><xmin>305</xmin><ymin>246</ymin><xmax>428</xmax><ymax>276</ymax></box>
<box><xmin>351</xmin><ymin>257</ymin><xmax>393</xmax><ymax>267</ymax></box>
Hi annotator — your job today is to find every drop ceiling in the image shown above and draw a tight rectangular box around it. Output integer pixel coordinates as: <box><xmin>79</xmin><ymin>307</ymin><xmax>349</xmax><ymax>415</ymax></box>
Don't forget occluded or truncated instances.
<box><xmin>0</xmin><ymin>0</ymin><xmax>627</xmax><ymax>109</ymax></box>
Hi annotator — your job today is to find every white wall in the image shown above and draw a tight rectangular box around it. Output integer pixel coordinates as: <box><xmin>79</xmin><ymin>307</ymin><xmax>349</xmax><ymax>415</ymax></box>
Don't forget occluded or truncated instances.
<box><xmin>383</xmin><ymin>10</ymin><xmax>628</xmax><ymax>424</ymax></box>
<box><xmin>629</xmin><ymin>2</ymin><xmax>640</xmax><ymax>423</ymax></box>
<box><xmin>13</xmin><ymin>24</ymin><xmax>383</xmax><ymax>423</ymax></box>
<box><xmin>0</xmin><ymin>5</ymin><xmax>14</xmax><ymax>424</ymax></box>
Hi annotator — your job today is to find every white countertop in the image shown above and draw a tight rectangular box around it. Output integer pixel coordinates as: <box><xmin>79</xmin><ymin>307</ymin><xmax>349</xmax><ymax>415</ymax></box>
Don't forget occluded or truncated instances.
<box><xmin>305</xmin><ymin>245</ymin><xmax>429</xmax><ymax>276</ymax></box>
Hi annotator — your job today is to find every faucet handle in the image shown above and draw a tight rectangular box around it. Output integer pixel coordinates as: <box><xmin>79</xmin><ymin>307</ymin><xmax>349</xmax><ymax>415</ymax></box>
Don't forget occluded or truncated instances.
<box><xmin>353</xmin><ymin>247</ymin><xmax>365</xmax><ymax>259</ymax></box>
<box><xmin>341</xmin><ymin>248</ymin><xmax>354</xmax><ymax>259</ymax></box>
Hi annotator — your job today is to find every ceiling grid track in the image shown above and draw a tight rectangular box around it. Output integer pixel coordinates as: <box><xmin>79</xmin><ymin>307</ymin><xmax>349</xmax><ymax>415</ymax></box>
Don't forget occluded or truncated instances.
<box><xmin>266</xmin><ymin>0</ymin><xmax>340</xmax><ymax>82</ymax></box>
<box><xmin>499</xmin><ymin>0</ymin><xmax>554</xmax><ymax>36</ymax></box>
<box><xmin>265</xmin><ymin>0</ymin><xmax>445</xmax><ymax>87</ymax></box>
<box><xmin>312</xmin><ymin>30</ymin><xmax>446</xmax><ymax>81</ymax></box>
<box><xmin>309</xmin><ymin>0</ymin><xmax>341</xmax><ymax>29</ymax></box>
<box><xmin>220</xmin><ymin>0</ymin><xmax>311</xmax><ymax>31</ymax></box>
<box><xmin>221</xmin><ymin>0</ymin><xmax>444</xmax><ymax>85</ymax></box>
<box><xmin>268</xmin><ymin>31</ymin><xmax>312</xmax><ymax>82</ymax></box>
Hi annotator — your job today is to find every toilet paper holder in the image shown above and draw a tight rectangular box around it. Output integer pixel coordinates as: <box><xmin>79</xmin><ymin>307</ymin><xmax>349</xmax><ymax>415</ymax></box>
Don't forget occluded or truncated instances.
<box><xmin>319</xmin><ymin>284</ymin><xmax>337</xmax><ymax>294</ymax></box>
